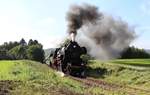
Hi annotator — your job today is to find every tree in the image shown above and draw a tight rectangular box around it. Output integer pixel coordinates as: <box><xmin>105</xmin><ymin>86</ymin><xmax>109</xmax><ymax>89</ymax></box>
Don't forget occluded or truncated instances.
<box><xmin>0</xmin><ymin>49</ymin><xmax>12</xmax><ymax>60</ymax></box>
<box><xmin>80</xmin><ymin>54</ymin><xmax>91</xmax><ymax>63</ymax></box>
<box><xmin>33</xmin><ymin>40</ymin><xmax>38</xmax><ymax>45</ymax></box>
<box><xmin>0</xmin><ymin>41</ymin><xmax>20</xmax><ymax>51</ymax></box>
<box><xmin>20</xmin><ymin>38</ymin><xmax>27</xmax><ymax>46</ymax></box>
<box><xmin>27</xmin><ymin>45</ymin><xmax>45</xmax><ymax>63</ymax></box>
<box><xmin>8</xmin><ymin>45</ymin><xmax>27</xmax><ymax>59</ymax></box>
<box><xmin>0</xmin><ymin>41</ymin><xmax>20</xmax><ymax>60</ymax></box>
<box><xmin>59</xmin><ymin>38</ymin><xmax>70</xmax><ymax>48</ymax></box>
<box><xmin>0</xmin><ymin>38</ymin><xmax>45</xmax><ymax>62</ymax></box>
<box><xmin>28</xmin><ymin>39</ymin><xmax>34</xmax><ymax>46</ymax></box>
<box><xmin>121</xmin><ymin>46</ymin><xmax>150</xmax><ymax>59</ymax></box>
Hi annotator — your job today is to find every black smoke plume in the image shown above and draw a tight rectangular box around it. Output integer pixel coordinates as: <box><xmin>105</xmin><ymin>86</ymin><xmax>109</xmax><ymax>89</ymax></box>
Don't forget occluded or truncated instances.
<box><xmin>66</xmin><ymin>4</ymin><xmax>101</xmax><ymax>34</ymax></box>
<box><xmin>66</xmin><ymin>4</ymin><xmax>135</xmax><ymax>60</ymax></box>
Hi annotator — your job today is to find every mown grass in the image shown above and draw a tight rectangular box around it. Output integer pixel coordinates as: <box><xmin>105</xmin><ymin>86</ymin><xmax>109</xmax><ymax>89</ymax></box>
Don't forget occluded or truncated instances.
<box><xmin>87</xmin><ymin>59</ymin><xmax>150</xmax><ymax>92</ymax></box>
<box><xmin>0</xmin><ymin>60</ymin><xmax>131</xmax><ymax>95</ymax></box>
<box><xmin>110</xmin><ymin>59</ymin><xmax>150</xmax><ymax>67</ymax></box>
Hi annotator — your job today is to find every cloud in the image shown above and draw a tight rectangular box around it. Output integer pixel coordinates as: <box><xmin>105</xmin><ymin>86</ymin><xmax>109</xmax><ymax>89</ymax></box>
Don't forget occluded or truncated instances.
<box><xmin>132</xmin><ymin>26</ymin><xmax>150</xmax><ymax>49</ymax></box>
<box><xmin>0</xmin><ymin>1</ymin><xmax>64</xmax><ymax>49</ymax></box>
<box><xmin>0</xmin><ymin>15</ymin><xmax>59</xmax><ymax>48</ymax></box>
<box><xmin>36</xmin><ymin>17</ymin><xmax>56</xmax><ymax>27</ymax></box>
<box><xmin>136</xmin><ymin>26</ymin><xmax>150</xmax><ymax>32</ymax></box>
<box><xmin>31</xmin><ymin>17</ymin><xmax>64</xmax><ymax>48</ymax></box>
<box><xmin>0</xmin><ymin>14</ymin><xmax>32</xmax><ymax>43</ymax></box>
<box><xmin>40</xmin><ymin>35</ymin><xmax>64</xmax><ymax>49</ymax></box>
<box><xmin>41</xmin><ymin>17</ymin><xmax>55</xmax><ymax>24</ymax></box>
<box><xmin>140</xmin><ymin>0</ymin><xmax>150</xmax><ymax>16</ymax></box>
<box><xmin>0</xmin><ymin>14</ymin><xmax>64</xmax><ymax>49</ymax></box>
<box><xmin>33</xmin><ymin>17</ymin><xmax>57</xmax><ymax>35</ymax></box>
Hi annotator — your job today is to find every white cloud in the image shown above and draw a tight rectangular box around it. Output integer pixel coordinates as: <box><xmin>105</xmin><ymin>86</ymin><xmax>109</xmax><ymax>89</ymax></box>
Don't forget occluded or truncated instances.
<box><xmin>33</xmin><ymin>17</ymin><xmax>56</xmax><ymax>34</ymax></box>
<box><xmin>131</xmin><ymin>26</ymin><xmax>150</xmax><ymax>49</ymax></box>
<box><xmin>31</xmin><ymin>17</ymin><xmax>65</xmax><ymax>48</ymax></box>
<box><xmin>0</xmin><ymin>12</ymin><xmax>63</xmax><ymax>47</ymax></box>
<box><xmin>132</xmin><ymin>39</ymin><xmax>150</xmax><ymax>49</ymax></box>
<box><xmin>0</xmin><ymin>1</ymin><xmax>65</xmax><ymax>49</ymax></box>
<box><xmin>0</xmin><ymin>1</ymin><xmax>34</xmax><ymax>44</ymax></box>
<box><xmin>0</xmin><ymin>15</ymin><xmax>34</xmax><ymax>42</ymax></box>
<box><xmin>38</xmin><ymin>17</ymin><xmax>56</xmax><ymax>25</ymax></box>
<box><xmin>140</xmin><ymin>0</ymin><xmax>150</xmax><ymax>16</ymax></box>
<box><xmin>40</xmin><ymin>36</ymin><xmax>65</xmax><ymax>49</ymax></box>
<box><xmin>0</xmin><ymin>15</ymin><xmax>64</xmax><ymax>49</ymax></box>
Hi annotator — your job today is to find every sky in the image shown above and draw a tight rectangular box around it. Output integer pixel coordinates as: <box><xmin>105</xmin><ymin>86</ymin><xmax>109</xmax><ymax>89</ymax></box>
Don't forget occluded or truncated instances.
<box><xmin>0</xmin><ymin>0</ymin><xmax>150</xmax><ymax>49</ymax></box>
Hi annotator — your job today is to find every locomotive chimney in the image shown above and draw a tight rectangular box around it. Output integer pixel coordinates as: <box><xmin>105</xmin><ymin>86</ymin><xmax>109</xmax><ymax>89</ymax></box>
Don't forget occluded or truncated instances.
<box><xmin>70</xmin><ymin>32</ymin><xmax>76</xmax><ymax>42</ymax></box>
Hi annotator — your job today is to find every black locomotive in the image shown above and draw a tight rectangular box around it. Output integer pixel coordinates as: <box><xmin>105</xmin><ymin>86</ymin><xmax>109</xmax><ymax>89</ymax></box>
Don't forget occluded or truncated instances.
<box><xmin>49</xmin><ymin>40</ymin><xmax>87</xmax><ymax>77</ymax></box>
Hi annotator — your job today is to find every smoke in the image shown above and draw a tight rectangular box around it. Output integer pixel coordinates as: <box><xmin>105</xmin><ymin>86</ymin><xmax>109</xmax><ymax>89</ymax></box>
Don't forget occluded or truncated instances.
<box><xmin>66</xmin><ymin>4</ymin><xmax>101</xmax><ymax>34</ymax></box>
<box><xmin>66</xmin><ymin>4</ymin><xmax>135</xmax><ymax>60</ymax></box>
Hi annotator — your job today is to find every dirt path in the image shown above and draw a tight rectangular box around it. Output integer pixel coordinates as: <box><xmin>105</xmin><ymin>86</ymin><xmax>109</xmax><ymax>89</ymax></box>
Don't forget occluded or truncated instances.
<box><xmin>0</xmin><ymin>80</ymin><xmax>21</xmax><ymax>95</ymax></box>
<box><xmin>70</xmin><ymin>76</ymin><xmax>150</xmax><ymax>95</ymax></box>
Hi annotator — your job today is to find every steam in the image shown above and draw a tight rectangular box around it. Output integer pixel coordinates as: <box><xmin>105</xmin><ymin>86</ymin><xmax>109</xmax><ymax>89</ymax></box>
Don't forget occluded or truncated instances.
<box><xmin>70</xmin><ymin>33</ymin><xmax>76</xmax><ymax>42</ymax></box>
<box><xmin>66</xmin><ymin>4</ymin><xmax>135</xmax><ymax>60</ymax></box>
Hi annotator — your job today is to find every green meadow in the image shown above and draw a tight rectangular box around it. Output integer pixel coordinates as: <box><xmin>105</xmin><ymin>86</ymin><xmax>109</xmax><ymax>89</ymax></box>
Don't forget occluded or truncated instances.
<box><xmin>0</xmin><ymin>59</ymin><xmax>150</xmax><ymax>95</ymax></box>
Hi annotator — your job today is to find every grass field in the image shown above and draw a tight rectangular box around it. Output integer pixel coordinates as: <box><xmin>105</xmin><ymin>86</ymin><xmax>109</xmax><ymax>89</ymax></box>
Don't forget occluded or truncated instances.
<box><xmin>87</xmin><ymin>59</ymin><xmax>150</xmax><ymax>91</ymax></box>
<box><xmin>0</xmin><ymin>60</ymin><xmax>125</xmax><ymax>95</ymax></box>
<box><xmin>110</xmin><ymin>59</ymin><xmax>150</xmax><ymax>67</ymax></box>
<box><xmin>0</xmin><ymin>59</ymin><xmax>150</xmax><ymax>95</ymax></box>
<box><xmin>0</xmin><ymin>60</ymin><xmax>85</xmax><ymax>95</ymax></box>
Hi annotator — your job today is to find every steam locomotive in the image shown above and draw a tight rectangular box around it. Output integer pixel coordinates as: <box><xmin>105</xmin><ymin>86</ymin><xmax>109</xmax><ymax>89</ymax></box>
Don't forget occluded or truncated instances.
<box><xmin>49</xmin><ymin>40</ymin><xmax>87</xmax><ymax>77</ymax></box>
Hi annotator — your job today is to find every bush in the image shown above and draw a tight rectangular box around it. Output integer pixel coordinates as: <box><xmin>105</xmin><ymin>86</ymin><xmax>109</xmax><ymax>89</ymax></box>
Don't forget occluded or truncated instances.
<box><xmin>8</xmin><ymin>45</ymin><xmax>27</xmax><ymax>59</ymax></box>
<box><xmin>27</xmin><ymin>45</ymin><xmax>45</xmax><ymax>63</ymax></box>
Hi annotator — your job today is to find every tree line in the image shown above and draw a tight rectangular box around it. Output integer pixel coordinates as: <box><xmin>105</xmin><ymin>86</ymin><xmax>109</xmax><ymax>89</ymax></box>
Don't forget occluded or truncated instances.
<box><xmin>0</xmin><ymin>38</ymin><xmax>45</xmax><ymax>63</ymax></box>
<box><xmin>120</xmin><ymin>46</ymin><xmax>150</xmax><ymax>59</ymax></box>
<box><xmin>0</xmin><ymin>38</ymin><xmax>149</xmax><ymax>62</ymax></box>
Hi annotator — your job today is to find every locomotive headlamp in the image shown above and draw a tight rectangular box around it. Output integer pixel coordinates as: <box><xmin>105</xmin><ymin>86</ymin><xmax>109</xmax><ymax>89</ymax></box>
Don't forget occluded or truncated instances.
<box><xmin>73</xmin><ymin>45</ymin><xmax>76</xmax><ymax>48</ymax></box>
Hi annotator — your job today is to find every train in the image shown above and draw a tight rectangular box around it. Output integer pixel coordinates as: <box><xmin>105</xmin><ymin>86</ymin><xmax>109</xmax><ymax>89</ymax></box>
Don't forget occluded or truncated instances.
<box><xmin>48</xmin><ymin>40</ymin><xmax>87</xmax><ymax>78</ymax></box>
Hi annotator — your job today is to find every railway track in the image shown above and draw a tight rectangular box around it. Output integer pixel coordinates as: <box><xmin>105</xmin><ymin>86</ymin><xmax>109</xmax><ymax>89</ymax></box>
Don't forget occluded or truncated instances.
<box><xmin>70</xmin><ymin>76</ymin><xmax>150</xmax><ymax>95</ymax></box>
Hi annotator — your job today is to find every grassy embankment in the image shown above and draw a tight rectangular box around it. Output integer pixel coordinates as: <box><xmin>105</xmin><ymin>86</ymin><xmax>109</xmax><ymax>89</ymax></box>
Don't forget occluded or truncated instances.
<box><xmin>87</xmin><ymin>59</ymin><xmax>150</xmax><ymax>91</ymax></box>
<box><xmin>0</xmin><ymin>60</ymin><xmax>126</xmax><ymax>95</ymax></box>
<box><xmin>0</xmin><ymin>59</ymin><xmax>150</xmax><ymax>95</ymax></box>
<box><xmin>0</xmin><ymin>60</ymin><xmax>84</xmax><ymax>95</ymax></box>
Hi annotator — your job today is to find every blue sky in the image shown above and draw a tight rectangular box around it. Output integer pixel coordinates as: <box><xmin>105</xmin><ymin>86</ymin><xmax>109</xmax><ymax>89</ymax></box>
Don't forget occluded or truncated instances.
<box><xmin>0</xmin><ymin>0</ymin><xmax>150</xmax><ymax>49</ymax></box>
